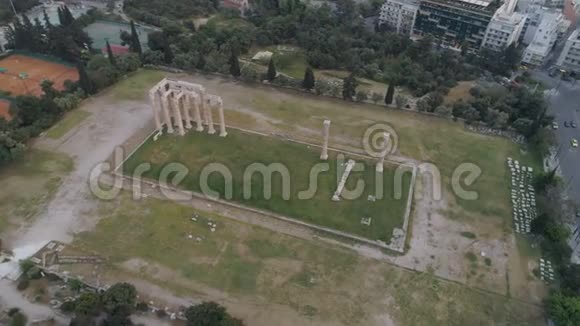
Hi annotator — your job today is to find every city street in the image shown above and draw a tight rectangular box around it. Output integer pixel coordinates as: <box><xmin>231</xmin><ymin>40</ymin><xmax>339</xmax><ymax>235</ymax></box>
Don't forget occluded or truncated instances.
<box><xmin>532</xmin><ymin>71</ymin><xmax>580</xmax><ymax>203</ymax></box>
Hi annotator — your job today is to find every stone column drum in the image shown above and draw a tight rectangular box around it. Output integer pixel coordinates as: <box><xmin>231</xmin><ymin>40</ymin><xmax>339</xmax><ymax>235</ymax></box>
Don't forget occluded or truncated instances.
<box><xmin>149</xmin><ymin>90</ymin><xmax>162</xmax><ymax>132</ymax></box>
<box><xmin>320</xmin><ymin>120</ymin><xmax>331</xmax><ymax>160</ymax></box>
<box><xmin>161</xmin><ymin>91</ymin><xmax>174</xmax><ymax>134</ymax></box>
<box><xmin>376</xmin><ymin>132</ymin><xmax>390</xmax><ymax>173</ymax></box>
<box><xmin>218</xmin><ymin>100</ymin><xmax>227</xmax><ymax>137</ymax></box>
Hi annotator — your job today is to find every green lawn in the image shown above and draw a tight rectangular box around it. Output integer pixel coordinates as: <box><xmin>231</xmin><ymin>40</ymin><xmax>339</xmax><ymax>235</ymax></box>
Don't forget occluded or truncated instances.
<box><xmin>206</xmin><ymin>14</ymin><xmax>255</xmax><ymax>29</ymax></box>
<box><xmin>123</xmin><ymin>128</ymin><xmax>411</xmax><ymax>242</ymax></box>
<box><xmin>45</xmin><ymin>109</ymin><xmax>91</xmax><ymax>139</ymax></box>
<box><xmin>274</xmin><ymin>49</ymin><xmax>308</xmax><ymax>79</ymax></box>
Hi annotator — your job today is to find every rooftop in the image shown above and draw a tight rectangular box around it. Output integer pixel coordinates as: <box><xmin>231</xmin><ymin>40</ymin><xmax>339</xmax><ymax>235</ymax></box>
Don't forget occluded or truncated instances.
<box><xmin>423</xmin><ymin>0</ymin><xmax>501</xmax><ymax>13</ymax></box>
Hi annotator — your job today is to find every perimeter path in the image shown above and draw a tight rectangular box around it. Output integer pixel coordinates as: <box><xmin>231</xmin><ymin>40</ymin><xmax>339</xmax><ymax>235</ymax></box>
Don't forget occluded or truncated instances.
<box><xmin>8</xmin><ymin>98</ymin><xmax>154</xmax><ymax>248</ymax></box>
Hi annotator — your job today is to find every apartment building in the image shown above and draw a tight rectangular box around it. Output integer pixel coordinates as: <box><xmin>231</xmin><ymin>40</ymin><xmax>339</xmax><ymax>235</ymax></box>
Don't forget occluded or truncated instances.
<box><xmin>557</xmin><ymin>28</ymin><xmax>580</xmax><ymax>73</ymax></box>
<box><xmin>378</xmin><ymin>0</ymin><xmax>420</xmax><ymax>35</ymax></box>
<box><xmin>521</xmin><ymin>10</ymin><xmax>565</xmax><ymax>65</ymax></box>
<box><xmin>413</xmin><ymin>0</ymin><xmax>498</xmax><ymax>50</ymax></box>
<box><xmin>481</xmin><ymin>0</ymin><xmax>527</xmax><ymax>50</ymax></box>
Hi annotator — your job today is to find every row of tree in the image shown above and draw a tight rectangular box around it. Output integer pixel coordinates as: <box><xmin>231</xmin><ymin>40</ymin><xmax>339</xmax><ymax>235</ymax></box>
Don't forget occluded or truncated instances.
<box><xmin>6</xmin><ymin>6</ymin><xmax>92</xmax><ymax>62</ymax></box>
<box><xmin>61</xmin><ymin>281</ymin><xmax>244</xmax><ymax>326</ymax></box>
<box><xmin>529</xmin><ymin>169</ymin><xmax>580</xmax><ymax>325</ymax></box>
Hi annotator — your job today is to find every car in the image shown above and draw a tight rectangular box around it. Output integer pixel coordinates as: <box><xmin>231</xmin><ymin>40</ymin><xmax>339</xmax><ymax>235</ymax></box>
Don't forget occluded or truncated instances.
<box><xmin>576</xmin><ymin>209</ymin><xmax>580</xmax><ymax>219</ymax></box>
<box><xmin>565</xmin><ymin>121</ymin><xmax>570</xmax><ymax>127</ymax></box>
<box><xmin>572</xmin><ymin>138</ymin><xmax>578</xmax><ymax>147</ymax></box>
<box><xmin>572</xmin><ymin>121</ymin><xmax>577</xmax><ymax>128</ymax></box>
<box><xmin>552</xmin><ymin>121</ymin><xmax>559</xmax><ymax>129</ymax></box>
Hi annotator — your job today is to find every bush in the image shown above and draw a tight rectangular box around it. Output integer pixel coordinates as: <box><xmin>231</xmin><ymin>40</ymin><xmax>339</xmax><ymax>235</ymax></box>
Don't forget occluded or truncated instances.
<box><xmin>395</xmin><ymin>95</ymin><xmax>407</xmax><ymax>109</ymax></box>
<box><xmin>60</xmin><ymin>300</ymin><xmax>77</xmax><ymax>314</ymax></box>
<box><xmin>26</xmin><ymin>266</ymin><xmax>42</xmax><ymax>280</ymax></box>
<box><xmin>16</xmin><ymin>278</ymin><xmax>29</xmax><ymax>291</ymax></box>
<box><xmin>9</xmin><ymin>312</ymin><xmax>27</xmax><ymax>326</ymax></box>
<box><xmin>136</xmin><ymin>301</ymin><xmax>149</xmax><ymax>312</ymax></box>
<box><xmin>155</xmin><ymin>309</ymin><xmax>167</xmax><ymax>318</ymax></box>
<box><xmin>19</xmin><ymin>259</ymin><xmax>34</xmax><ymax>274</ymax></box>
<box><xmin>7</xmin><ymin>308</ymin><xmax>20</xmax><ymax>317</ymax></box>
<box><xmin>68</xmin><ymin>278</ymin><xmax>83</xmax><ymax>292</ymax></box>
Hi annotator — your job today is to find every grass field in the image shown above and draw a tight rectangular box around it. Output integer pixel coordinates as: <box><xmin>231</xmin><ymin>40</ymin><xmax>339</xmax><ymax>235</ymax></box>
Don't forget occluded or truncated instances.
<box><xmin>73</xmin><ymin>194</ymin><xmax>545</xmax><ymax>326</ymax></box>
<box><xmin>109</xmin><ymin>69</ymin><xmax>165</xmax><ymax>100</ymax></box>
<box><xmin>114</xmin><ymin>69</ymin><xmax>539</xmax><ymax>225</ymax></box>
<box><xmin>0</xmin><ymin>150</ymin><xmax>72</xmax><ymax>233</ymax></box>
<box><xmin>238</xmin><ymin>89</ymin><xmax>539</xmax><ymax>223</ymax></box>
<box><xmin>45</xmin><ymin>109</ymin><xmax>91</xmax><ymax>139</ymax></box>
<box><xmin>123</xmin><ymin>128</ymin><xmax>412</xmax><ymax>242</ymax></box>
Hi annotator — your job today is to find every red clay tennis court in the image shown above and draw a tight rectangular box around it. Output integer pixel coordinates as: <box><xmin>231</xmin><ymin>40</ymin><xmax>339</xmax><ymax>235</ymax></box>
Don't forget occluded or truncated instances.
<box><xmin>0</xmin><ymin>54</ymin><xmax>79</xmax><ymax>97</ymax></box>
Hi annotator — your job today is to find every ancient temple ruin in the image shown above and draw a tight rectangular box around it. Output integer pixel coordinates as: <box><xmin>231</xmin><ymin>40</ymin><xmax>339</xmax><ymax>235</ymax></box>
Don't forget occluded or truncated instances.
<box><xmin>149</xmin><ymin>79</ymin><xmax>227</xmax><ymax>137</ymax></box>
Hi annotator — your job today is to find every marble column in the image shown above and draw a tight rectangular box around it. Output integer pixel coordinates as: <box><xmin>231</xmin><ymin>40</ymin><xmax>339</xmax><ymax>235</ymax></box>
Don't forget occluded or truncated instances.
<box><xmin>192</xmin><ymin>94</ymin><xmax>204</xmax><ymax>132</ymax></box>
<box><xmin>200</xmin><ymin>93</ymin><xmax>209</xmax><ymax>126</ymax></box>
<box><xmin>183</xmin><ymin>94</ymin><xmax>193</xmax><ymax>129</ymax></box>
<box><xmin>161</xmin><ymin>91</ymin><xmax>174</xmax><ymax>134</ymax></box>
<box><xmin>320</xmin><ymin>120</ymin><xmax>331</xmax><ymax>160</ymax></box>
<box><xmin>149</xmin><ymin>90</ymin><xmax>162</xmax><ymax>131</ymax></box>
<box><xmin>206</xmin><ymin>98</ymin><xmax>216</xmax><ymax>135</ymax></box>
<box><xmin>376</xmin><ymin>132</ymin><xmax>390</xmax><ymax>173</ymax></box>
<box><xmin>172</xmin><ymin>93</ymin><xmax>186</xmax><ymax>136</ymax></box>
<box><xmin>218</xmin><ymin>99</ymin><xmax>227</xmax><ymax>137</ymax></box>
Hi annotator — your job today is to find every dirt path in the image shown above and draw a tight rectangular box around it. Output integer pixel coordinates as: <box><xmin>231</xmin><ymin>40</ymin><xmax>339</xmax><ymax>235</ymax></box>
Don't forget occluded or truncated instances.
<box><xmin>7</xmin><ymin>99</ymin><xmax>153</xmax><ymax>248</ymax></box>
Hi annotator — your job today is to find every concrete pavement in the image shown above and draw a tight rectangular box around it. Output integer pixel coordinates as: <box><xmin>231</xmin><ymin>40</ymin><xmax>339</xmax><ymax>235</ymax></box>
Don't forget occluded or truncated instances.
<box><xmin>532</xmin><ymin>70</ymin><xmax>580</xmax><ymax>203</ymax></box>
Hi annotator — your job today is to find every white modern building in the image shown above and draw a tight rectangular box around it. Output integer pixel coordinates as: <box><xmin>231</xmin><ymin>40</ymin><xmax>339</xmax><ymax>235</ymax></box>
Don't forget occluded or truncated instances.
<box><xmin>481</xmin><ymin>0</ymin><xmax>527</xmax><ymax>51</ymax></box>
<box><xmin>521</xmin><ymin>5</ymin><xmax>569</xmax><ymax>45</ymax></box>
<box><xmin>521</xmin><ymin>10</ymin><xmax>569</xmax><ymax>65</ymax></box>
<box><xmin>557</xmin><ymin>29</ymin><xmax>580</xmax><ymax>73</ymax></box>
<box><xmin>378</xmin><ymin>0</ymin><xmax>420</xmax><ymax>35</ymax></box>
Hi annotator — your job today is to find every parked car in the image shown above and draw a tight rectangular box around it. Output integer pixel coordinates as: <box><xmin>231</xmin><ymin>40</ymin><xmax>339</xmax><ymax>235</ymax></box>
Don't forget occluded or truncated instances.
<box><xmin>553</xmin><ymin>121</ymin><xmax>559</xmax><ymax>129</ymax></box>
<box><xmin>565</xmin><ymin>121</ymin><xmax>570</xmax><ymax>127</ymax></box>
<box><xmin>572</xmin><ymin>138</ymin><xmax>578</xmax><ymax>147</ymax></box>
<box><xmin>572</xmin><ymin>121</ymin><xmax>577</xmax><ymax>128</ymax></box>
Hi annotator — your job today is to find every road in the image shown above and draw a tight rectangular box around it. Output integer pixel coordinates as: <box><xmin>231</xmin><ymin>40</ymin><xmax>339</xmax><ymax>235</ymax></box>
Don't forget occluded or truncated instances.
<box><xmin>531</xmin><ymin>70</ymin><xmax>580</xmax><ymax>203</ymax></box>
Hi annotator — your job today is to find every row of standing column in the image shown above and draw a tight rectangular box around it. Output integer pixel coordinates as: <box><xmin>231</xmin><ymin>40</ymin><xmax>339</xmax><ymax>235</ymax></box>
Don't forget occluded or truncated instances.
<box><xmin>152</xmin><ymin>89</ymin><xmax>226</xmax><ymax>137</ymax></box>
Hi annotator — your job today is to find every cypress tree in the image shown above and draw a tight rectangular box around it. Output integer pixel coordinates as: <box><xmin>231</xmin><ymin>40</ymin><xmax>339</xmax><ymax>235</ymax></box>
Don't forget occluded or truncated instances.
<box><xmin>163</xmin><ymin>40</ymin><xmax>174</xmax><ymax>64</ymax></box>
<box><xmin>129</xmin><ymin>21</ymin><xmax>142</xmax><ymax>56</ymax></box>
<box><xmin>62</xmin><ymin>6</ymin><xmax>75</xmax><ymax>26</ymax></box>
<box><xmin>384</xmin><ymin>83</ymin><xmax>395</xmax><ymax>105</ymax></box>
<box><xmin>196</xmin><ymin>55</ymin><xmax>206</xmax><ymax>70</ymax></box>
<box><xmin>302</xmin><ymin>67</ymin><xmax>315</xmax><ymax>90</ymax></box>
<box><xmin>43</xmin><ymin>9</ymin><xmax>53</xmax><ymax>30</ymax></box>
<box><xmin>57</xmin><ymin>7</ymin><xmax>64</xmax><ymax>26</ymax></box>
<box><xmin>106</xmin><ymin>40</ymin><xmax>116</xmax><ymax>66</ymax></box>
<box><xmin>77</xmin><ymin>63</ymin><xmax>94</xmax><ymax>95</ymax></box>
<box><xmin>266</xmin><ymin>58</ymin><xmax>277</xmax><ymax>81</ymax></box>
<box><xmin>229</xmin><ymin>52</ymin><xmax>241</xmax><ymax>77</ymax></box>
<box><xmin>342</xmin><ymin>73</ymin><xmax>357</xmax><ymax>100</ymax></box>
